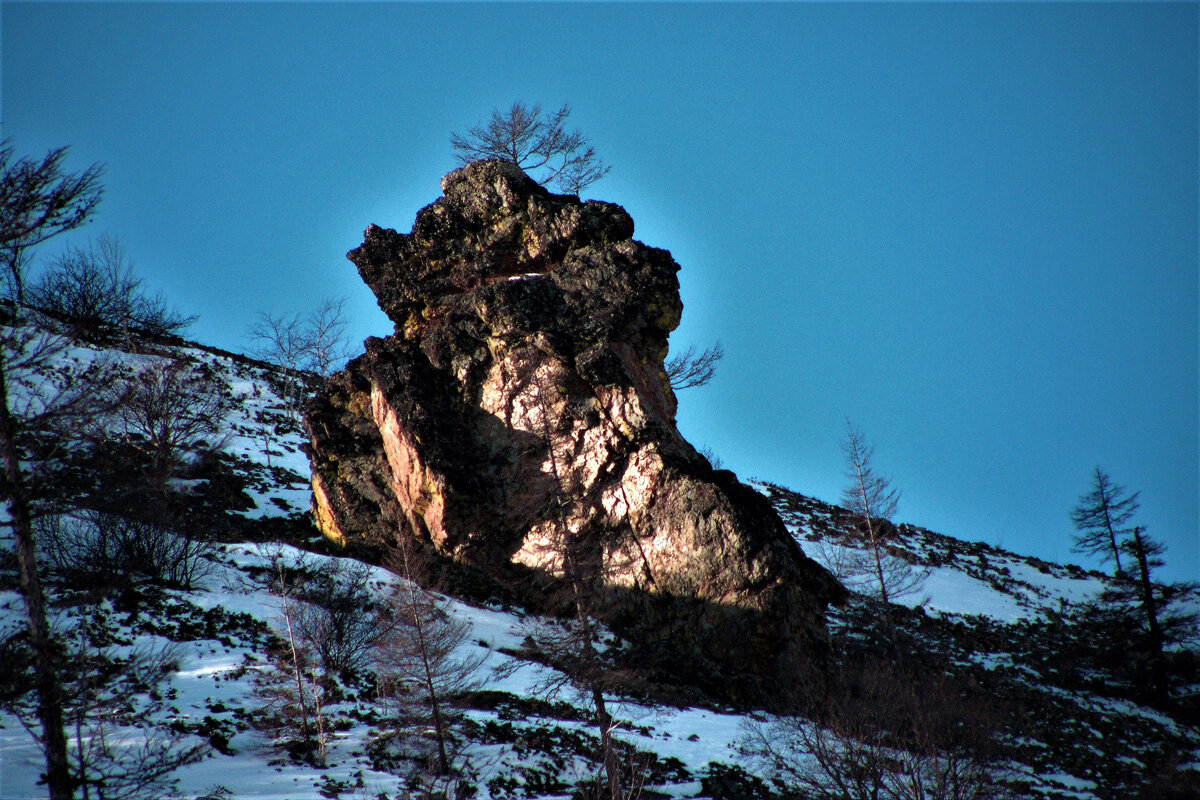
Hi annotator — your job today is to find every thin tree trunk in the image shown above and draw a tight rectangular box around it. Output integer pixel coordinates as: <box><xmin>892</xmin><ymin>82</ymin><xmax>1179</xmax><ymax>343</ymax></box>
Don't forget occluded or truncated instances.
<box><xmin>281</xmin><ymin>601</ymin><xmax>312</xmax><ymax>737</ymax></box>
<box><xmin>0</xmin><ymin>358</ymin><xmax>75</xmax><ymax>800</ymax></box>
<box><xmin>852</xmin><ymin>460</ymin><xmax>896</xmax><ymax>649</ymax></box>
<box><xmin>592</xmin><ymin>685</ymin><xmax>622</xmax><ymax>800</ymax></box>
<box><xmin>536</xmin><ymin>376</ymin><xmax>623</xmax><ymax>800</ymax></box>
<box><xmin>312</xmin><ymin>683</ymin><xmax>327</xmax><ymax>767</ymax></box>
<box><xmin>400</xmin><ymin>544</ymin><xmax>451</xmax><ymax>775</ymax></box>
<box><xmin>1129</xmin><ymin>527</ymin><xmax>1167</xmax><ymax>705</ymax></box>
<box><xmin>1103</xmin><ymin>504</ymin><xmax>1124</xmax><ymax>576</ymax></box>
<box><xmin>1130</xmin><ymin>527</ymin><xmax>1163</xmax><ymax>652</ymax></box>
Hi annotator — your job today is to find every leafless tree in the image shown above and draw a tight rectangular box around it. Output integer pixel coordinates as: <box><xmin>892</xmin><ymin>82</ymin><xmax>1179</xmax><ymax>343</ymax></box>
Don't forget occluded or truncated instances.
<box><xmin>742</xmin><ymin>662</ymin><xmax>1008</xmax><ymax>800</ymax></box>
<box><xmin>247</xmin><ymin>298</ymin><xmax>351</xmax><ymax>420</ymax></box>
<box><xmin>26</xmin><ymin>235</ymin><xmax>194</xmax><ymax>344</ymax></box>
<box><xmin>1095</xmin><ymin>521</ymin><xmax>1198</xmax><ymax>705</ymax></box>
<box><xmin>665</xmin><ymin>342</ymin><xmax>724</xmax><ymax>391</ymax></box>
<box><xmin>374</xmin><ymin>537</ymin><xmax>485</xmax><ymax>783</ymax></box>
<box><xmin>1</xmin><ymin>322</ymin><xmax>123</xmax><ymax>800</ymax></box>
<box><xmin>292</xmin><ymin>557</ymin><xmax>384</xmax><ymax>679</ymax></box>
<box><xmin>1070</xmin><ymin>466</ymin><xmax>1139</xmax><ymax>576</ymax></box>
<box><xmin>38</xmin><ymin>510</ymin><xmax>214</xmax><ymax>589</ymax></box>
<box><xmin>255</xmin><ymin>544</ymin><xmax>331</xmax><ymax>766</ymax></box>
<box><xmin>304</xmin><ymin>297</ymin><xmax>352</xmax><ymax>376</ymax></box>
<box><xmin>95</xmin><ymin>358</ymin><xmax>231</xmax><ymax>495</ymax></box>
<box><xmin>451</xmin><ymin>102</ymin><xmax>611</xmax><ymax>194</ymax></box>
<box><xmin>12</xmin><ymin>624</ymin><xmax>208</xmax><ymax>800</ymax></box>
<box><xmin>0</xmin><ymin>141</ymin><xmax>103</xmax><ymax>309</ymax></box>
<box><xmin>0</xmin><ymin>141</ymin><xmax>104</xmax><ymax>800</ymax></box>
<box><xmin>840</xmin><ymin>421</ymin><xmax>926</xmax><ymax>651</ymax></box>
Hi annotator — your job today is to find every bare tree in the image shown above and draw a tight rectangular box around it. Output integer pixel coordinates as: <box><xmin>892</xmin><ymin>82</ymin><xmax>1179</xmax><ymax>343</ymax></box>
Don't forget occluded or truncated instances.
<box><xmin>0</xmin><ymin>141</ymin><xmax>104</xmax><ymax>800</ymax></box>
<box><xmin>1070</xmin><ymin>466</ymin><xmax>1139</xmax><ymax>576</ymax></box>
<box><xmin>451</xmin><ymin>102</ymin><xmax>611</xmax><ymax>194</ymax></box>
<box><xmin>255</xmin><ymin>544</ymin><xmax>330</xmax><ymax>766</ymax></box>
<box><xmin>374</xmin><ymin>537</ymin><xmax>485</xmax><ymax>784</ymax></box>
<box><xmin>304</xmin><ymin>297</ymin><xmax>351</xmax><ymax>376</ymax></box>
<box><xmin>664</xmin><ymin>342</ymin><xmax>724</xmax><ymax>391</ymax></box>
<box><xmin>839</xmin><ymin>421</ymin><xmax>927</xmax><ymax>654</ymax></box>
<box><xmin>498</xmin><ymin>368</ymin><xmax>646</xmax><ymax>800</ymax></box>
<box><xmin>247</xmin><ymin>298</ymin><xmax>351</xmax><ymax>421</ymax></box>
<box><xmin>293</xmin><ymin>557</ymin><xmax>383</xmax><ymax>679</ymax></box>
<box><xmin>11</xmin><ymin>623</ymin><xmax>208</xmax><ymax>800</ymax></box>
<box><xmin>95</xmin><ymin>358</ymin><xmax>231</xmax><ymax>496</ymax></box>
<box><xmin>1085</xmin><ymin>518</ymin><xmax>1199</xmax><ymax>705</ymax></box>
<box><xmin>742</xmin><ymin>663</ymin><xmax>1007</xmax><ymax>800</ymax></box>
<box><xmin>0</xmin><ymin>141</ymin><xmax>104</xmax><ymax>308</ymax></box>
<box><xmin>26</xmin><ymin>235</ymin><xmax>194</xmax><ymax>343</ymax></box>
<box><xmin>840</xmin><ymin>421</ymin><xmax>923</xmax><ymax>605</ymax></box>
<box><xmin>38</xmin><ymin>510</ymin><xmax>214</xmax><ymax>590</ymax></box>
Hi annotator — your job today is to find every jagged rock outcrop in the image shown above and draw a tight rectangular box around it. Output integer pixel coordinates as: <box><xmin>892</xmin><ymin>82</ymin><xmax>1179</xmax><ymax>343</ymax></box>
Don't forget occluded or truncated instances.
<box><xmin>305</xmin><ymin>160</ymin><xmax>845</xmax><ymax>703</ymax></box>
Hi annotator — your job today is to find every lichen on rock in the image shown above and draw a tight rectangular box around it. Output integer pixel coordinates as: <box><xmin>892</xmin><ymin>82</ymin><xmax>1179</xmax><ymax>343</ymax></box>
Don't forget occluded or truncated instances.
<box><xmin>305</xmin><ymin>159</ymin><xmax>845</xmax><ymax>704</ymax></box>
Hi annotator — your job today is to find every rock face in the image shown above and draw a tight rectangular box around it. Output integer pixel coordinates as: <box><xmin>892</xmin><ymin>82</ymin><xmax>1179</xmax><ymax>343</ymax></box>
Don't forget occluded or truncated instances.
<box><xmin>305</xmin><ymin>160</ymin><xmax>845</xmax><ymax>702</ymax></box>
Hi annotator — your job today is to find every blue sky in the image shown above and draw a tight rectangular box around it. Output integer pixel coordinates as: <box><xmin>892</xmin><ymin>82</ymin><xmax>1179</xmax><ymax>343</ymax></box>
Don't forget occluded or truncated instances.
<box><xmin>4</xmin><ymin>2</ymin><xmax>1196</xmax><ymax>583</ymax></box>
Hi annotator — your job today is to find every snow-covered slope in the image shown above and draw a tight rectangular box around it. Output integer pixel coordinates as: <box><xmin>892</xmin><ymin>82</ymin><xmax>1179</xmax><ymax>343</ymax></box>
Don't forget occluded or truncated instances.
<box><xmin>2</xmin><ymin>334</ymin><xmax>1197</xmax><ymax>800</ymax></box>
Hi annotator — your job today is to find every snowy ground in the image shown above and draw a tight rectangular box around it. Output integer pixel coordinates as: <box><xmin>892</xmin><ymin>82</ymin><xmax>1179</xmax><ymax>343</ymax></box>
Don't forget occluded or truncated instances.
<box><xmin>2</xmin><ymin>337</ymin><xmax>1196</xmax><ymax>800</ymax></box>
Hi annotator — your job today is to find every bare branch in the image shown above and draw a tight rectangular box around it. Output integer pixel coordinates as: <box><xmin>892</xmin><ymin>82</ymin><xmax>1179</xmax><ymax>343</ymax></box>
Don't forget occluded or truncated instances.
<box><xmin>1070</xmin><ymin>466</ymin><xmax>1139</xmax><ymax>576</ymax></box>
<box><xmin>665</xmin><ymin>342</ymin><xmax>724</xmax><ymax>391</ymax></box>
<box><xmin>839</xmin><ymin>421</ymin><xmax>924</xmax><ymax>626</ymax></box>
<box><xmin>0</xmin><ymin>140</ymin><xmax>105</xmax><ymax>800</ymax></box>
<box><xmin>0</xmin><ymin>141</ymin><xmax>104</xmax><ymax>307</ymax></box>
<box><xmin>451</xmin><ymin>102</ymin><xmax>611</xmax><ymax>194</ymax></box>
<box><xmin>375</xmin><ymin>538</ymin><xmax>485</xmax><ymax>778</ymax></box>
<box><xmin>247</xmin><ymin>298</ymin><xmax>350</xmax><ymax>421</ymax></box>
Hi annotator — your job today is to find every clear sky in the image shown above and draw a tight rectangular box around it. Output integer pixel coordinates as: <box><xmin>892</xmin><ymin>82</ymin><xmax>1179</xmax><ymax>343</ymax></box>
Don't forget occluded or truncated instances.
<box><xmin>4</xmin><ymin>2</ymin><xmax>1196</xmax><ymax>583</ymax></box>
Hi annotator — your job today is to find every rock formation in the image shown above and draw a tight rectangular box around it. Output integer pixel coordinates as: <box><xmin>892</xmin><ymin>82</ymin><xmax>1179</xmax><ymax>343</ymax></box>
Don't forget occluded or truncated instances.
<box><xmin>305</xmin><ymin>160</ymin><xmax>845</xmax><ymax>703</ymax></box>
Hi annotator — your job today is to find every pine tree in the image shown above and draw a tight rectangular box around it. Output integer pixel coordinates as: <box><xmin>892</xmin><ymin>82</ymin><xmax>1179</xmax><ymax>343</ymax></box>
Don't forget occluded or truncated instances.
<box><xmin>1070</xmin><ymin>466</ymin><xmax>1139</xmax><ymax>576</ymax></box>
<box><xmin>1070</xmin><ymin>469</ymin><xmax>1198</xmax><ymax>706</ymax></box>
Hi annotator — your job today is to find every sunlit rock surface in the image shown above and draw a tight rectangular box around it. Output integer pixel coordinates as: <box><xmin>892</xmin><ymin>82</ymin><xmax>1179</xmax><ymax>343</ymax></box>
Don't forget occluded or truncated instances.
<box><xmin>305</xmin><ymin>160</ymin><xmax>845</xmax><ymax>703</ymax></box>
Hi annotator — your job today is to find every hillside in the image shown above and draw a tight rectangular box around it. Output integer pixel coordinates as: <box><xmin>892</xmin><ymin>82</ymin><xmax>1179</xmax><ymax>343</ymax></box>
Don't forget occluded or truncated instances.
<box><xmin>1</xmin><ymin>331</ymin><xmax>1197</xmax><ymax>800</ymax></box>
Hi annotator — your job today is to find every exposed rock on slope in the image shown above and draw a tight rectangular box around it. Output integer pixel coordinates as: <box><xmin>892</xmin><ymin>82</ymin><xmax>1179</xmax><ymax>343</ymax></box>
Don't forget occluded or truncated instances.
<box><xmin>305</xmin><ymin>160</ymin><xmax>845</xmax><ymax>701</ymax></box>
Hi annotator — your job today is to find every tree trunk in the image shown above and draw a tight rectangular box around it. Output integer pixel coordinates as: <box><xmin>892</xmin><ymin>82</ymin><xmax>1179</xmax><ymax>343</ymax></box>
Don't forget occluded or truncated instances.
<box><xmin>1129</xmin><ymin>527</ymin><xmax>1167</xmax><ymax>704</ymax></box>
<box><xmin>1130</xmin><ymin>528</ymin><xmax>1163</xmax><ymax>653</ymax></box>
<box><xmin>592</xmin><ymin>685</ymin><xmax>622</xmax><ymax>800</ymax></box>
<box><xmin>404</xmin><ymin>568</ymin><xmax>451</xmax><ymax>775</ymax></box>
<box><xmin>1103</xmin><ymin>504</ymin><xmax>1124</xmax><ymax>576</ymax></box>
<box><xmin>537</xmin><ymin>374</ymin><xmax>624</xmax><ymax>800</ymax></box>
<box><xmin>281</xmin><ymin>601</ymin><xmax>312</xmax><ymax>737</ymax></box>
<box><xmin>0</xmin><ymin>359</ymin><xmax>75</xmax><ymax>800</ymax></box>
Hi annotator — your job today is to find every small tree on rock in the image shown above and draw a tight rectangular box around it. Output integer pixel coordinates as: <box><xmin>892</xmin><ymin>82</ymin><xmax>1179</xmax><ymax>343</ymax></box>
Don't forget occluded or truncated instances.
<box><xmin>451</xmin><ymin>102</ymin><xmax>610</xmax><ymax>194</ymax></box>
<box><xmin>665</xmin><ymin>342</ymin><xmax>724</xmax><ymax>391</ymax></box>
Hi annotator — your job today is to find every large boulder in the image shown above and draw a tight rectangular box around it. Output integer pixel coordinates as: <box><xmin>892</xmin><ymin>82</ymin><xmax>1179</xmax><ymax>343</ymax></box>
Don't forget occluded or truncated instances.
<box><xmin>305</xmin><ymin>160</ymin><xmax>845</xmax><ymax>703</ymax></box>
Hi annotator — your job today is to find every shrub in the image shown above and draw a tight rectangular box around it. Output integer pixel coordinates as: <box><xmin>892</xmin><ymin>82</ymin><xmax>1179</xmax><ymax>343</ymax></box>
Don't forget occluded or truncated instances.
<box><xmin>26</xmin><ymin>235</ymin><xmax>194</xmax><ymax>343</ymax></box>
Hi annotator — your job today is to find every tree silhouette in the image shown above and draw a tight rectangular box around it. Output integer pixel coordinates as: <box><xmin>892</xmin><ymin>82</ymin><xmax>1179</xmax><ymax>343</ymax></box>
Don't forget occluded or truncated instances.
<box><xmin>0</xmin><ymin>141</ymin><xmax>104</xmax><ymax>800</ymax></box>
<box><xmin>1070</xmin><ymin>466</ymin><xmax>1139</xmax><ymax>576</ymax></box>
<box><xmin>665</xmin><ymin>342</ymin><xmax>724</xmax><ymax>391</ymax></box>
<box><xmin>0</xmin><ymin>141</ymin><xmax>103</xmax><ymax>308</ymax></box>
<box><xmin>451</xmin><ymin>102</ymin><xmax>610</xmax><ymax>194</ymax></box>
